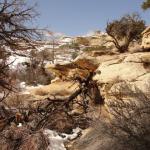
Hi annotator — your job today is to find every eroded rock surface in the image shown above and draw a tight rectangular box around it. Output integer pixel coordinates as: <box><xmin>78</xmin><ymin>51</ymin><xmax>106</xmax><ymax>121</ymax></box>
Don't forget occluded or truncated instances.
<box><xmin>93</xmin><ymin>52</ymin><xmax>150</xmax><ymax>98</ymax></box>
<box><xmin>67</xmin><ymin>52</ymin><xmax>150</xmax><ymax>150</ymax></box>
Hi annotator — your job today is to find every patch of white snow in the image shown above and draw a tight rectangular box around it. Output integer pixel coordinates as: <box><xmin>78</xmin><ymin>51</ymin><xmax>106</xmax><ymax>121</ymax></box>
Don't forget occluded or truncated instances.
<box><xmin>44</xmin><ymin>128</ymin><xmax>81</xmax><ymax>150</ymax></box>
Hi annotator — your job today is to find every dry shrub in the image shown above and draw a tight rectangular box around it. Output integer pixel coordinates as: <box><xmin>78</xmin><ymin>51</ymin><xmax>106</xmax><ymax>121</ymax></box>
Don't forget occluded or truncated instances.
<box><xmin>92</xmin><ymin>84</ymin><xmax>150</xmax><ymax>150</ymax></box>
<box><xmin>0</xmin><ymin>126</ymin><xmax>49</xmax><ymax>150</ymax></box>
<box><xmin>4</xmin><ymin>93</ymin><xmax>34</xmax><ymax>109</ymax></box>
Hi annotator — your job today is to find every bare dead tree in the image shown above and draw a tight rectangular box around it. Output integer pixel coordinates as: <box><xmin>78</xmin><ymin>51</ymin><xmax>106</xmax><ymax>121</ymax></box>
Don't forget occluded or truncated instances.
<box><xmin>0</xmin><ymin>0</ymin><xmax>41</xmax><ymax>101</ymax></box>
<box><xmin>30</xmin><ymin>72</ymin><xmax>103</xmax><ymax>131</ymax></box>
<box><xmin>0</xmin><ymin>0</ymin><xmax>41</xmax><ymax>50</ymax></box>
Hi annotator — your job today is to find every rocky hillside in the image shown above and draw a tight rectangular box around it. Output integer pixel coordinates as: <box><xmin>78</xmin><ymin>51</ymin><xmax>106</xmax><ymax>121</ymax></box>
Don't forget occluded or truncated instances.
<box><xmin>26</xmin><ymin>51</ymin><xmax>150</xmax><ymax>149</ymax></box>
<box><xmin>68</xmin><ymin>51</ymin><xmax>150</xmax><ymax>150</ymax></box>
<box><xmin>1</xmin><ymin>49</ymin><xmax>150</xmax><ymax>150</ymax></box>
<box><xmin>1</xmin><ymin>1</ymin><xmax>150</xmax><ymax>149</ymax></box>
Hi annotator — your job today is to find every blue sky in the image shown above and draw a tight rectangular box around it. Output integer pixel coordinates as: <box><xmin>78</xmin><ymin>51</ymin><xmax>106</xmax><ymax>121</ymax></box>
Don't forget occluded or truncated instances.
<box><xmin>30</xmin><ymin>0</ymin><xmax>150</xmax><ymax>36</ymax></box>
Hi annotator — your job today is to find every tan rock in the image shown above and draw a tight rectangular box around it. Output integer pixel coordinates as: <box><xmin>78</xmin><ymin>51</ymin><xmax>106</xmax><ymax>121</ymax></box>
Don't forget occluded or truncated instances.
<box><xmin>141</xmin><ymin>26</ymin><xmax>150</xmax><ymax>50</ymax></box>
<box><xmin>93</xmin><ymin>52</ymin><xmax>150</xmax><ymax>102</ymax></box>
<box><xmin>94</xmin><ymin>62</ymin><xmax>147</xmax><ymax>83</ymax></box>
<box><xmin>45</xmin><ymin>58</ymin><xmax>98</xmax><ymax>80</ymax></box>
<box><xmin>123</xmin><ymin>52</ymin><xmax>150</xmax><ymax>63</ymax></box>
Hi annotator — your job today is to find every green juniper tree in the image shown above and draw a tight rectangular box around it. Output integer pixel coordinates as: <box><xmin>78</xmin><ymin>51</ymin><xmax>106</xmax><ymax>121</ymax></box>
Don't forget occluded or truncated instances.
<box><xmin>106</xmin><ymin>13</ymin><xmax>145</xmax><ymax>53</ymax></box>
<box><xmin>142</xmin><ymin>0</ymin><xmax>150</xmax><ymax>10</ymax></box>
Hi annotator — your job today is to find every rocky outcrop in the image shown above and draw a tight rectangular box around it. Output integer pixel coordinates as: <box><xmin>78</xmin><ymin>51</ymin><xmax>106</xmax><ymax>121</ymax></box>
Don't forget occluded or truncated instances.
<box><xmin>3</xmin><ymin>51</ymin><xmax>150</xmax><ymax>150</ymax></box>
<box><xmin>68</xmin><ymin>126</ymin><xmax>118</xmax><ymax>150</ymax></box>
<box><xmin>67</xmin><ymin>51</ymin><xmax>150</xmax><ymax>150</ymax></box>
<box><xmin>45</xmin><ymin>58</ymin><xmax>98</xmax><ymax>81</ymax></box>
<box><xmin>141</xmin><ymin>26</ymin><xmax>150</xmax><ymax>50</ymax></box>
<box><xmin>15</xmin><ymin>51</ymin><xmax>150</xmax><ymax>127</ymax></box>
<box><xmin>93</xmin><ymin>52</ymin><xmax>150</xmax><ymax>99</ymax></box>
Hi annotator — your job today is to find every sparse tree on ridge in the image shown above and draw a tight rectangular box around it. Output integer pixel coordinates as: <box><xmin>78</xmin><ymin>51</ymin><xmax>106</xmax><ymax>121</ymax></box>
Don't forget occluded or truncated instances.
<box><xmin>142</xmin><ymin>0</ymin><xmax>150</xmax><ymax>10</ymax></box>
<box><xmin>106</xmin><ymin>13</ymin><xmax>146</xmax><ymax>53</ymax></box>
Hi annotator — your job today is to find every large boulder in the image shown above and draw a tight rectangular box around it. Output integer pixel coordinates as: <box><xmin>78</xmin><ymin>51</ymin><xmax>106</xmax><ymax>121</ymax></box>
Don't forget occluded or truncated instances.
<box><xmin>93</xmin><ymin>52</ymin><xmax>150</xmax><ymax>101</ymax></box>
<box><xmin>45</xmin><ymin>58</ymin><xmax>98</xmax><ymax>81</ymax></box>
<box><xmin>141</xmin><ymin>26</ymin><xmax>150</xmax><ymax>50</ymax></box>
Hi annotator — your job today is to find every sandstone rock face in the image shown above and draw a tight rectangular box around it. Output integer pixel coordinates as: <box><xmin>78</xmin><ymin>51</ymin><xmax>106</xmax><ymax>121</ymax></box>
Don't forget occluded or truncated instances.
<box><xmin>68</xmin><ymin>52</ymin><xmax>150</xmax><ymax>150</ymax></box>
<box><xmin>93</xmin><ymin>52</ymin><xmax>150</xmax><ymax>100</ymax></box>
<box><xmin>76</xmin><ymin>51</ymin><xmax>120</xmax><ymax>65</ymax></box>
<box><xmin>69</xmin><ymin>126</ymin><xmax>118</xmax><ymax>150</ymax></box>
<box><xmin>72</xmin><ymin>51</ymin><xmax>150</xmax><ymax>101</ymax></box>
<box><xmin>95</xmin><ymin>62</ymin><xmax>146</xmax><ymax>82</ymax></box>
<box><xmin>141</xmin><ymin>26</ymin><xmax>150</xmax><ymax>50</ymax></box>
<box><xmin>45</xmin><ymin>58</ymin><xmax>98</xmax><ymax>81</ymax></box>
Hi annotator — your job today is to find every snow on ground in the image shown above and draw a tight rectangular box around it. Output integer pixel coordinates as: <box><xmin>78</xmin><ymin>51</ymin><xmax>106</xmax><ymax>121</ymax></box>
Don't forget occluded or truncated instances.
<box><xmin>8</xmin><ymin>48</ymin><xmax>75</xmax><ymax>69</ymax></box>
<box><xmin>25</xmin><ymin>84</ymin><xmax>43</xmax><ymax>91</ymax></box>
<box><xmin>17</xmin><ymin>123</ymin><xmax>23</xmax><ymax>127</ymax></box>
<box><xmin>54</xmin><ymin>54</ymin><xmax>72</xmax><ymax>63</ymax></box>
<box><xmin>59</xmin><ymin>37</ymin><xmax>73</xmax><ymax>46</ymax></box>
<box><xmin>44</xmin><ymin>128</ymin><xmax>81</xmax><ymax>150</ymax></box>
<box><xmin>20</xmin><ymin>82</ymin><xmax>26</xmax><ymax>89</ymax></box>
<box><xmin>20</xmin><ymin>82</ymin><xmax>44</xmax><ymax>94</ymax></box>
<box><xmin>0</xmin><ymin>93</ymin><xmax>4</xmax><ymax>99</ymax></box>
<box><xmin>8</xmin><ymin>55</ymin><xmax>29</xmax><ymax>69</ymax></box>
<box><xmin>84</xmin><ymin>30</ymin><xmax>107</xmax><ymax>37</ymax></box>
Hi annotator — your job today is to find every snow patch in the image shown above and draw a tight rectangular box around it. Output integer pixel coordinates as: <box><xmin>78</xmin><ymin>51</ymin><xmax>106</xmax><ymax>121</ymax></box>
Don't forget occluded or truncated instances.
<box><xmin>20</xmin><ymin>82</ymin><xmax>26</xmax><ymax>89</ymax></box>
<box><xmin>44</xmin><ymin>128</ymin><xmax>81</xmax><ymax>150</ymax></box>
<box><xmin>17</xmin><ymin>123</ymin><xmax>22</xmax><ymax>127</ymax></box>
<box><xmin>8</xmin><ymin>55</ymin><xmax>29</xmax><ymax>69</ymax></box>
<box><xmin>20</xmin><ymin>82</ymin><xmax>43</xmax><ymax>94</ymax></box>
